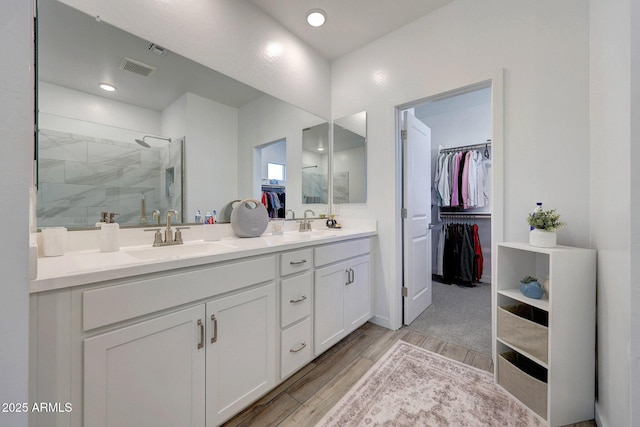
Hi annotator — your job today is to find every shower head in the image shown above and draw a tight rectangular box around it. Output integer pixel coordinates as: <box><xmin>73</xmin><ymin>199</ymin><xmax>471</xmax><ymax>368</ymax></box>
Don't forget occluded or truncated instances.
<box><xmin>134</xmin><ymin>135</ymin><xmax>172</xmax><ymax>148</ymax></box>
<box><xmin>134</xmin><ymin>138</ymin><xmax>151</xmax><ymax>148</ymax></box>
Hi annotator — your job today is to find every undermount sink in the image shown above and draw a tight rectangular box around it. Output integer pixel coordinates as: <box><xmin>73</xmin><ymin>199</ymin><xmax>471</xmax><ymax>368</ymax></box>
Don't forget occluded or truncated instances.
<box><xmin>124</xmin><ymin>242</ymin><xmax>231</xmax><ymax>260</ymax></box>
<box><xmin>301</xmin><ymin>230</ymin><xmax>337</xmax><ymax>239</ymax></box>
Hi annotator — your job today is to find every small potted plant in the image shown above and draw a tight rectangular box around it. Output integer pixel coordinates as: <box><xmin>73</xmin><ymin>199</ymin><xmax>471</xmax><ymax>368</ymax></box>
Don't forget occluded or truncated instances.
<box><xmin>519</xmin><ymin>275</ymin><xmax>544</xmax><ymax>299</ymax></box>
<box><xmin>526</xmin><ymin>208</ymin><xmax>565</xmax><ymax>247</ymax></box>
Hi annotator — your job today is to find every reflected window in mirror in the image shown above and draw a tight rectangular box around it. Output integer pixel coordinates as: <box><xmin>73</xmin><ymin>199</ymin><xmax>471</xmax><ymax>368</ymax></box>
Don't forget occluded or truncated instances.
<box><xmin>267</xmin><ymin>162</ymin><xmax>285</xmax><ymax>182</ymax></box>
<box><xmin>333</xmin><ymin>112</ymin><xmax>367</xmax><ymax>203</ymax></box>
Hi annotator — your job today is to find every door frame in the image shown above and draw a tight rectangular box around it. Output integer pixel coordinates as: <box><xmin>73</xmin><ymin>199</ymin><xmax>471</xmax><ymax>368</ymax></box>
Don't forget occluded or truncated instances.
<box><xmin>394</xmin><ymin>70</ymin><xmax>505</xmax><ymax>358</ymax></box>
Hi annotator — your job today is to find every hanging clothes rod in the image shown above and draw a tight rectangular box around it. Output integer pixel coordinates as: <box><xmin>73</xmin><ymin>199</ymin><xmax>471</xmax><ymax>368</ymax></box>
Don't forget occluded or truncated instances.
<box><xmin>439</xmin><ymin>140</ymin><xmax>492</xmax><ymax>154</ymax></box>
<box><xmin>439</xmin><ymin>212</ymin><xmax>492</xmax><ymax>219</ymax></box>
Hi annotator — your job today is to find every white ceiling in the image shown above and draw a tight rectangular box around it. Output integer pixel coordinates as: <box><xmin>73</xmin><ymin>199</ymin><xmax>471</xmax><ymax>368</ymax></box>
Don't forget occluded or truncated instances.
<box><xmin>249</xmin><ymin>0</ymin><xmax>454</xmax><ymax>60</ymax></box>
<box><xmin>39</xmin><ymin>0</ymin><xmax>454</xmax><ymax>113</ymax></box>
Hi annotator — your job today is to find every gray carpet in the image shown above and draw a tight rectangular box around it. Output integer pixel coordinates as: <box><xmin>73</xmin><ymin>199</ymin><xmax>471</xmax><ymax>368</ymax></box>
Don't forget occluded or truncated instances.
<box><xmin>407</xmin><ymin>279</ymin><xmax>492</xmax><ymax>356</ymax></box>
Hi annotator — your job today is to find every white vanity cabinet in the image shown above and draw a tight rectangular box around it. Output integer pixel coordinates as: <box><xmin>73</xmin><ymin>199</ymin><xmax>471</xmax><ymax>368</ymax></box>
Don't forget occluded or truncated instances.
<box><xmin>206</xmin><ymin>284</ymin><xmax>276</xmax><ymax>425</ymax></box>
<box><xmin>84</xmin><ymin>283</ymin><xmax>276</xmax><ymax>427</ymax></box>
<box><xmin>29</xmin><ymin>233</ymin><xmax>376</xmax><ymax>427</ymax></box>
<box><xmin>279</xmin><ymin>248</ymin><xmax>313</xmax><ymax>379</ymax></box>
<box><xmin>314</xmin><ymin>239</ymin><xmax>372</xmax><ymax>356</ymax></box>
<box><xmin>84</xmin><ymin>306</ymin><xmax>206</xmax><ymax>427</ymax></box>
<box><xmin>31</xmin><ymin>255</ymin><xmax>277</xmax><ymax>427</ymax></box>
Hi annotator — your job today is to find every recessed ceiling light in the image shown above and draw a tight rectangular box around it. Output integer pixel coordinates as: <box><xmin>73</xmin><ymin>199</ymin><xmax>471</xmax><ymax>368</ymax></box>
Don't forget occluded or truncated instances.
<box><xmin>99</xmin><ymin>83</ymin><xmax>117</xmax><ymax>92</ymax></box>
<box><xmin>307</xmin><ymin>9</ymin><xmax>326</xmax><ymax>27</ymax></box>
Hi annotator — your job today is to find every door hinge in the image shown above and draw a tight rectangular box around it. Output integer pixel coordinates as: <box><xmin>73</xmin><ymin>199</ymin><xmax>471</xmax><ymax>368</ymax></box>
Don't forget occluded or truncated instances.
<box><xmin>401</xmin><ymin>130</ymin><xmax>407</xmax><ymax>140</ymax></box>
<box><xmin>402</xmin><ymin>286</ymin><xmax>408</xmax><ymax>297</ymax></box>
<box><xmin>401</xmin><ymin>208</ymin><xmax>407</xmax><ymax>219</ymax></box>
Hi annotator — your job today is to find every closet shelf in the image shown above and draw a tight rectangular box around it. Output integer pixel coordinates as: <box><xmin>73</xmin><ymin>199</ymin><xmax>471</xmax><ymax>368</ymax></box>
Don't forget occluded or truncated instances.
<box><xmin>497</xmin><ymin>289</ymin><xmax>549</xmax><ymax>311</ymax></box>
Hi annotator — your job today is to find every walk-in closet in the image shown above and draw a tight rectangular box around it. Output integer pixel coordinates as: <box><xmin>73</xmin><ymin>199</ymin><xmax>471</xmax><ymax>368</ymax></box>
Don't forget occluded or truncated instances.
<box><xmin>405</xmin><ymin>85</ymin><xmax>493</xmax><ymax>356</ymax></box>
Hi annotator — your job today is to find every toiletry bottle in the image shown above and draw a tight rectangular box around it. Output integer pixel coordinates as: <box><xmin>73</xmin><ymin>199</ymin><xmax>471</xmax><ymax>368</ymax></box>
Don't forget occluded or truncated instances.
<box><xmin>195</xmin><ymin>210</ymin><xmax>202</xmax><ymax>223</ymax></box>
<box><xmin>530</xmin><ymin>202</ymin><xmax>543</xmax><ymax>230</ymax></box>
<box><xmin>205</xmin><ymin>211</ymin><xmax>212</xmax><ymax>224</ymax></box>
<box><xmin>212</xmin><ymin>210</ymin><xmax>217</xmax><ymax>224</ymax></box>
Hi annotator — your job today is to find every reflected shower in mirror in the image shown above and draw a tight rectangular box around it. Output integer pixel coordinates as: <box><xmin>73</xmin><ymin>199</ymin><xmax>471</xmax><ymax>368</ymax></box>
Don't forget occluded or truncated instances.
<box><xmin>37</xmin><ymin>126</ymin><xmax>183</xmax><ymax>227</ymax></box>
<box><xmin>333</xmin><ymin>112</ymin><xmax>367</xmax><ymax>203</ymax></box>
<box><xmin>36</xmin><ymin>0</ymin><xmax>329</xmax><ymax>228</ymax></box>
<box><xmin>302</xmin><ymin>122</ymin><xmax>329</xmax><ymax>204</ymax></box>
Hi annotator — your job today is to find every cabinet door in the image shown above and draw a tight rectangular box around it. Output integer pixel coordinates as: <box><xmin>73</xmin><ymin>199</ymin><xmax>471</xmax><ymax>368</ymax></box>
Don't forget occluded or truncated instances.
<box><xmin>206</xmin><ymin>283</ymin><xmax>276</xmax><ymax>426</ymax></box>
<box><xmin>314</xmin><ymin>261</ymin><xmax>348</xmax><ymax>356</ymax></box>
<box><xmin>346</xmin><ymin>255</ymin><xmax>371</xmax><ymax>332</ymax></box>
<box><xmin>84</xmin><ymin>305</ymin><xmax>206</xmax><ymax>427</ymax></box>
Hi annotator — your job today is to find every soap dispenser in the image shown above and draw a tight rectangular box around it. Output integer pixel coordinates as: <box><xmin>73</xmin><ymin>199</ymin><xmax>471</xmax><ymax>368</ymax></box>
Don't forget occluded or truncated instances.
<box><xmin>97</xmin><ymin>212</ymin><xmax>120</xmax><ymax>252</ymax></box>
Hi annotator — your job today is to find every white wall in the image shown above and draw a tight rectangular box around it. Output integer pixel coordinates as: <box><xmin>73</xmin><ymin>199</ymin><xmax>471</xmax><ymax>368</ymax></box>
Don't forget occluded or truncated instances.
<box><xmin>1</xmin><ymin>1</ymin><xmax>32</xmax><ymax>426</ymax></box>
<box><xmin>39</xmin><ymin>81</ymin><xmax>161</xmax><ymax>134</ymax></box>
<box><xmin>58</xmin><ymin>0</ymin><xmax>331</xmax><ymax>118</ymax></box>
<box><xmin>183</xmin><ymin>93</ymin><xmax>238</xmax><ymax>219</ymax></box>
<box><xmin>332</xmin><ymin>0</ymin><xmax>590</xmax><ymax>331</ymax></box>
<box><xmin>589</xmin><ymin>0</ymin><xmax>633</xmax><ymax>425</ymax></box>
<box><xmin>631</xmin><ymin>1</ymin><xmax>640</xmax><ymax>423</ymax></box>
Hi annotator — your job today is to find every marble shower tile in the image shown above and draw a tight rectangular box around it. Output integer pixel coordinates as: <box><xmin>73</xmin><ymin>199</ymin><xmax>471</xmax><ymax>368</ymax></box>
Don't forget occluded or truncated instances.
<box><xmin>105</xmin><ymin>187</ymin><xmax>157</xmax><ymax>207</ymax></box>
<box><xmin>65</xmin><ymin>161</ymin><xmax>123</xmax><ymax>186</ymax></box>
<box><xmin>39</xmin><ymin>182</ymin><xmax>107</xmax><ymax>207</ymax></box>
<box><xmin>333</xmin><ymin>172</ymin><xmax>349</xmax><ymax>203</ymax></box>
<box><xmin>122</xmin><ymin>167</ymin><xmax>161</xmax><ymax>188</ymax></box>
<box><xmin>38</xmin><ymin>159</ymin><xmax>65</xmax><ymax>184</ymax></box>
<box><xmin>38</xmin><ymin>130</ymin><xmax>88</xmax><ymax>162</ymax></box>
<box><xmin>37</xmin><ymin>206</ymin><xmax>88</xmax><ymax>228</ymax></box>
<box><xmin>141</xmin><ymin>148</ymin><xmax>162</xmax><ymax>170</ymax></box>
<box><xmin>88</xmin><ymin>142</ymin><xmax>141</xmax><ymax>168</ymax></box>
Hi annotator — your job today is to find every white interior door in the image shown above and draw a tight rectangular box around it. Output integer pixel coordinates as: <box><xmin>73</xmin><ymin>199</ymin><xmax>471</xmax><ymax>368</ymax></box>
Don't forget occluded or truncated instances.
<box><xmin>403</xmin><ymin>110</ymin><xmax>433</xmax><ymax>325</ymax></box>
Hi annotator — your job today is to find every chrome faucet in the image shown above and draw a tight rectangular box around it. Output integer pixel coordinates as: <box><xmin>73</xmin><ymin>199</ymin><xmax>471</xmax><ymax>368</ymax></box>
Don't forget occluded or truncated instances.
<box><xmin>286</xmin><ymin>209</ymin><xmax>296</xmax><ymax>219</ymax></box>
<box><xmin>144</xmin><ymin>209</ymin><xmax>189</xmax><ymax>247</ymax></box>
<box><xmin>165</xmin><ymin>210</ymin><xmax>178</xmax><ymax>243</ymax></box>
<box><xmin>299</xmin><ymin>209</ymin><xmax>315</xmax><ymax>232</ymax></box>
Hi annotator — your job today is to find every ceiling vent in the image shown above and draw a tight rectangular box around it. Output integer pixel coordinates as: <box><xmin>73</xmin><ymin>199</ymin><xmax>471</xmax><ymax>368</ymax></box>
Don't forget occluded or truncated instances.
<box><xmin>119</xmin><ymin>57</ymin><xmax>156</xmax><ymax>77</ymax></box>
<box><xmin>148</xmin><ymin>43</ymin><xmax>168</xmax><ymax>56</ymax></box>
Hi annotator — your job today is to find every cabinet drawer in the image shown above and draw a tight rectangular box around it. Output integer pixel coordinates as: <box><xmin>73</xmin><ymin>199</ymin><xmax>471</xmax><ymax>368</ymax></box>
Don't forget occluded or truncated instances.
<box><xmin>314</xmin><ymin>238</ymin><xmax>370</xmax><ymax>267</ymax></box>
<box><xmin>497</xmin><ymin>305</ymin><xmax>548</xmax><ymax>363</ymax></box>
<box><xmin>497</xmin><ymin>352</ymin><xmax>548</xmax><ymax>420</ymax></box>
<box><xmin>83</xmin><ymin>255</ymin><xmax>275</xmax><ymax>331</ymax></box>
<box><xmin>281</xmin><ymin>318</ymin><xmax>312</xmax><ymax>379</ymax></box>
<box><xmin>281</xmin><ymin>272</ymin><xmax>312</xmax><ymax>328</ymax></box>
<box><xmin>280</xmin><ymin>249</ymin><xmax>313</xmax><ymax>276</ymax></box>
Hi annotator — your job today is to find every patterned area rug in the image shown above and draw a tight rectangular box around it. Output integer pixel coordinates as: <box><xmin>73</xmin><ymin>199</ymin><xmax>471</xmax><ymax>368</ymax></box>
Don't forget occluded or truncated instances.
<box><xmin>316</xmin><ymin>341</ymin><xmax>544</xmax><ymax>427</ymax></box>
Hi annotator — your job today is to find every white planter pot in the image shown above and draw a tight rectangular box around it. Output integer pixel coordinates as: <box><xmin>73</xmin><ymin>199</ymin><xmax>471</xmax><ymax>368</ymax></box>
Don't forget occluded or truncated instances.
<box><xmin>529</xmin><ymin>229</ymin><xmax>557</xmax><ymax>248</ymax></box>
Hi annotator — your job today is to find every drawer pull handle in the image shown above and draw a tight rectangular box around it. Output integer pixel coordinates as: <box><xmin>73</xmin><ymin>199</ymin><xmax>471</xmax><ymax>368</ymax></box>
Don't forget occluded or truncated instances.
<box><xmin>346</xmin><ymin>268</ymin><xmax>354</xmax><ymax>285</ymax></box>
<box><xmin>290</xmin><ymin>342</ymin><xmax>307</xmax><ymax>353</ymax></box>
<box><xmin>290</xmin><ymin>295</ymin><xmax>307</xmax><ymax>303</ymax></box>
<box><xmin>197</xmin><ymin>319</ymin><xmax>204</xmax><ymax>349</ymax></box>
<box><xmin>211</xmin><ymin>314</ymin><xmax>218</xmax><ymax>344</ymax></box>
<box><xmin>289</xmin><ymin>259</ymin><xmax>307</xmax><ymax>265</ymax></box>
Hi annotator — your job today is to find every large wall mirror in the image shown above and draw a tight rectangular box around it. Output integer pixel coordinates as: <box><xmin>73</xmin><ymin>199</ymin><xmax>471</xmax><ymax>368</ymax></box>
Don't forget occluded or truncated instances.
<box><xmin>36</xmin><ymin>0</ymin><xmax>329</xmax><ymax>228</ymax></box>
<box><xmin>332</xmin><ymin>112</ymin><xmax>367</xmax><ymax>203</ymax></box>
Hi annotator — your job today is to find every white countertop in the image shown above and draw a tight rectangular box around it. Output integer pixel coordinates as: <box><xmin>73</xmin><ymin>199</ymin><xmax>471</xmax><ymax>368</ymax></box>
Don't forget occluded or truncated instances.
<box><xmin>30</xmin><ymin>222</ymin><xmax>377</xmax><ymax>293</ymax></box>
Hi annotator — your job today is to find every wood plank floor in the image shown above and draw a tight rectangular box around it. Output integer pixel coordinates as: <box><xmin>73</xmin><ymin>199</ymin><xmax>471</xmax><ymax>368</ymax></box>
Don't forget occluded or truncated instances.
<box><xmin>223</xmin><ymin>322</ymin><xmax>596</xmax><ymax>427</ymax></box>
